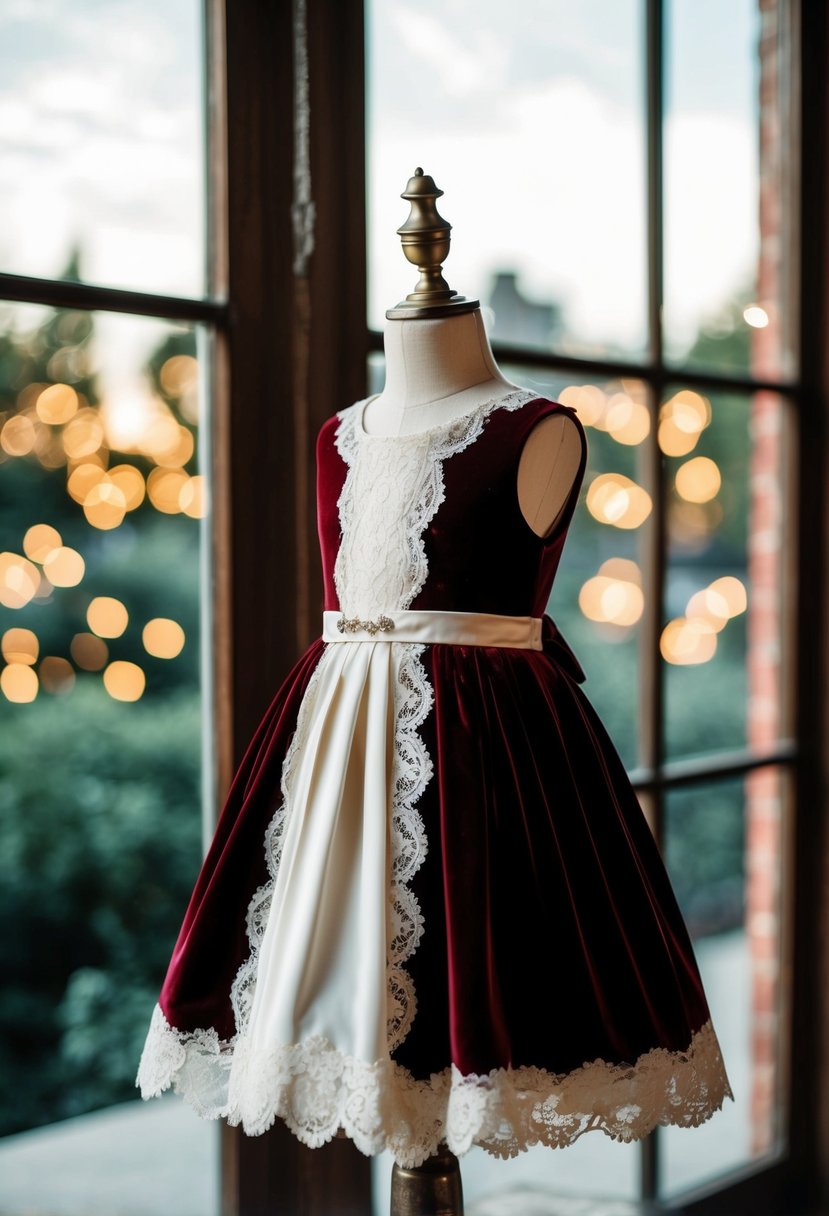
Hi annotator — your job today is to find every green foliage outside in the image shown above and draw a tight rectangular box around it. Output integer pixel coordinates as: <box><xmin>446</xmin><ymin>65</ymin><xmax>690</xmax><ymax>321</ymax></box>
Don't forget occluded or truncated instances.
<box><xmin>0</xmin><ymin>686</ymin><xmax>201</xmax><ymax>1135</ymax></box>
<box><xmin>0</xmin><ymin>271</ymin><xmax>203</xmax><ymax>1137</ymax></box>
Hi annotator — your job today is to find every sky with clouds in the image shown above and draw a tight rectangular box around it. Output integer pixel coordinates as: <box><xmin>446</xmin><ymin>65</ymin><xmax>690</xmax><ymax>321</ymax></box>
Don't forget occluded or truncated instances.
<box><xmin>0</xmin><ymin>0</ymin><xmax>759</xmax><ymax>376</ymax></box>
<box><xmin>368</xmin><ymin>0</ymin><xmax>760</xmax><ymax>357</ymax></box>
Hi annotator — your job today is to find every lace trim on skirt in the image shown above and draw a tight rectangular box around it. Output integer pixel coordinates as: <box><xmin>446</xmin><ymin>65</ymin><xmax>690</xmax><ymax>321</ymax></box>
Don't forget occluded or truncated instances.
<box><xmin>137</xmin><ymin>1004</ymin><xmax>734</xmax><ymax>1168</ymax></box>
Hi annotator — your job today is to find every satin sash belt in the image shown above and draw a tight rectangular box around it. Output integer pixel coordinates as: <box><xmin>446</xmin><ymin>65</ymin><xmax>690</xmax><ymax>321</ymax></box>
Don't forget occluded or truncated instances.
<box><xmin>322</xmin><ymin>609</ymin><xmax>544</xmax><ymax>650</ymax></box>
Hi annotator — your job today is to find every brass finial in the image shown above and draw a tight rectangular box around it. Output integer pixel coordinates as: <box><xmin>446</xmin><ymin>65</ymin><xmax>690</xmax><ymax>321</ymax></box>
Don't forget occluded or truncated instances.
<box><xmin>385</xmin><ymin>168</ymin><xmax>479</xmax><ymax>320</ymax></box>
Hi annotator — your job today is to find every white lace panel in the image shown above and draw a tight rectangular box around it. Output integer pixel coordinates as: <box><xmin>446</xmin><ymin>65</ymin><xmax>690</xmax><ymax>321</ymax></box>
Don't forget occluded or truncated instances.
<box><xmin>331</xmin><ymin>386</ymin><xmax>540</xmax><ymax>1052</ymax></box>
<box><xmin>334</xmin><ymin>431</ymin><xmax>433</xmax><ymax>619</ymax></box>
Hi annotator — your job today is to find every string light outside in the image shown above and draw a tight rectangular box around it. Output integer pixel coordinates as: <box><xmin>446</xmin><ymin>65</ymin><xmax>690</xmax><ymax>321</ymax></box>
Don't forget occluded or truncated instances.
<box><xmin>2</xmin><ymin>628</ymin><xmax>39</xmax><ymax>665</ymax></box>
<box><xmin>0</xmin><ymin>552</ymin><xmax>41</xmax><ymax>608</ymax></box>
<box><xmin>658</xmin><ymin>390</ymin><xmax>711</xmax><ymax>457</ymax></box>
<box><xmin>23</xmin><ymin>524</ymin><xmax>62</xmax><ymax>564</ymax></box>
<box><xmin>143</xmin><ymin>618</ymin><xmax>186</xmax><ymax>659</ymax></box>
<box><xmin>675</xmin><ymin>456</ymin><xmax>722</xmax><ymax>503</ymax></box>
<box><xmin>660</xmin><ymin>576</ymin><xmax>748</xmax><ymax>665</ymax></box>
<box><xmin>0</xmin><ymin>663</ymin><xmax>38</xmax><ymax>702</ymax></box>
<box><xmin>103</xmin><ymin>660</ymin><xmax>146</xmax><ymax>702</ymax></box>
<box><xmin>579</xmin><ymin>558</ymin><xmax>644</xmax><ymax>629</ymax></box>
<box><xmin>87</xmin><ymin>597</ymin><xmax>129</xmax><ymax>639</ymax></box>
<box><xmin>586</xmin><ymin>472</ymin><xmax>652</xmax><ymax>529</ymax></box>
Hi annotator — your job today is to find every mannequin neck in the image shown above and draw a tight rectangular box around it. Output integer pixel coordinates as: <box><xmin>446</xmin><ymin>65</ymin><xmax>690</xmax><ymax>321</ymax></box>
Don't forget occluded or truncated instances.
<box><xmin>363</xmin><ymin>310</ymin><xmax>518</xmax><ymax>436</ymax></box>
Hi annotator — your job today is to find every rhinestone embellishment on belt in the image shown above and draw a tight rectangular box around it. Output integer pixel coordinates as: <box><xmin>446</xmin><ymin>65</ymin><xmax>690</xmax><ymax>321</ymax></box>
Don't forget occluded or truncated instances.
<box><xmin>336</xmin><ymin>614</ymin><xmax>395</xmax><ymax>635</ymax></box>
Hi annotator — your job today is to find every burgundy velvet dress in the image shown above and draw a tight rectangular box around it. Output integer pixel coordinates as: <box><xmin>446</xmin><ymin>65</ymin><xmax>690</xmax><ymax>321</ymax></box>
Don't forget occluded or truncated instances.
<box><xmin>137</xmin><ymin>387</ymin><xmax>734</xmax><ymax>1166</ymax></box>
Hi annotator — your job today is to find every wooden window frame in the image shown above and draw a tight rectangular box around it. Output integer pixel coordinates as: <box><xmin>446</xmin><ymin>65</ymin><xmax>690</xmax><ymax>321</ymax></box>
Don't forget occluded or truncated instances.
<box><xmin>3</xmin><ymin>0</ymin><xmax>824</xmax><ymax>1211</ymax></box>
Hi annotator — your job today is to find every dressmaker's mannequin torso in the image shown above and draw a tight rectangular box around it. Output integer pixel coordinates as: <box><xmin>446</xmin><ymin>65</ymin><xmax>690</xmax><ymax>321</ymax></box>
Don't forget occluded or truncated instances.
<box><xmin>363</xmin><ymin>310</ymin><xmax>583</xmax><ymax>538</ymax></box>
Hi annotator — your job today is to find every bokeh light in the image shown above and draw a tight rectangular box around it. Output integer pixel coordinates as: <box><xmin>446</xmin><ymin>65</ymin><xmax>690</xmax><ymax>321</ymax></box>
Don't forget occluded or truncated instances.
<box><xmin>586</xmin><ymin>472</ymin><xmax>652</xmax><ymax>529</ymax></box>
<box><xmin>142</xmin><ymin>618</ymin><xmax>185</xmax><ymax>659</ymax></box>
<box><xmin>154</xmin><ymin>424</ymin><xmax>194</xmax><ymax>469</ymax></box>
<box><xmin>2</xmin><ymin>628</ymin><xmax>39</xmax><ymax>665</ymax></box>
<box><xmin>33</xmin><ymin>574</ymin><xmax>53</xmax><ymax>601</ymax></box>
<box><xmin>70</xmin><ymin>632</ymin><xmax>109</xmax><ymax>671</ymax></box>
<box><xmin>108</xmin><ymin>464</ymin><xmax>145</xmax><ymax>511</ymax></box>
<box><xmin>160</xmin><ymin>354</ymin><xmax>199</xmax><ymax>424</ymax></box>
<box><xmin>147</xmin><ymin>467</ymin><xmax>188</xmax><ymax>514</ymax></box>
<box><xmin>604</xmin><ymin>393</ymin><xmax>650</xmax><ymax>445</ymax></box>
<box><xmin>40</xmin><ymin>656</ymin><xmax>75</xmax><ymax>695</ymax></box>
<box><xmin>709</xmin><ymin>575</ymin><xmax>747</xmax><ymax>616</ymax></box>
<box><xmin>67</xmin><ymin>462</ymin><xmax>107</xmax><ymax>504</ymax></box>
<box><xmin>559</xmin><ymin>384</ymin><xmax>606</xmax><ymax>427</ymax></box>
<box><xmin>83</xmin><ymin>479</ymin><xmax>127</xmax><ymax>530</ymax></box>
<box><xmin>179</xmin><ymin>474</ymin><xmax>206</xmax><ymax>518</ymax></box>
<box><xmin>1</xmin><ymin>663</ymin><xmax>38</xmax><ymax>702</ymax></box>
<box><xmin>36</xmin><ymin>383</ymin><xmax>79</xmax><ymax>425</ymax></box>
<box><xmin>0</xmin><ymin>552</ymin><xmax>41</xmax><ymax>608</ymax></box>
<box><xmin>1</xmin><ymin>414</ymin><xmax>37</xmax><ymax>456</ymax></box>
<box><xmin>675</xmin><ymin>456</ymin><xmax>721</xmax><ymax>503</ymax></box>
<box><xmin>744</xmin><ymin>304</ymin><xmax>769</xmax><ymax>328</ymax></box>
<box><xmin>660</xmin><ymin>616</ymin><xmax>718</xmax><ymax>665</ymax></box>
<box><xmin>578</xmin><ymin>558</ymin><xmax>644</xmax><ymax>629</ymax></box>
<box><xmin>17</xmin><ymin>383</ymin><xmax>45</xmax><ymax>411</ymax></box>
<box><xmin>658</xmin><ymin>390</ymin><xmax>711</xmax><ymax>456</ymax></box>
<box><xmin>43</xmin><ymin>546</ymin><xmax>85</xmax><ymax>588</ymax></box>
<box><xmin>160</xmin><ymin>354</ymin><xmax>198</xmax><ymax>397</ymax></box>
<box><xmin>686</xmin><ymin>587</ymin><xmax>730</xmax><ymax>632</ymax></box>
<box><xmin>87</xmin><ymin>597</ymin><xmax>129</xmax><ymax>638</ymax></box>
<box><xmin>62</xmin><ymin>408</ymin><xmax>105</xmax><ymax>459</ymax></box>
<box><xmin>142</xmin><ymin>412</ymin><xmax>181</xmax><ymax>463</ymax></box>
<box><xmin>103</xmin><ymin>660</ymin><xmax>146</xmax><ymax>702</ymax></box>
<box><xmin>23</xmin><ymin>524</ymin><xmax>62</xmax><ymax>564</ymax></box>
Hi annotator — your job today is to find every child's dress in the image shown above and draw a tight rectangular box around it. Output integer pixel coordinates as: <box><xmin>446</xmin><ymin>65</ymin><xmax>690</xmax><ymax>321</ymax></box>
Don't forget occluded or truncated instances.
<box><xmin>137</xmin><ymin>387</ymin><xmax>734</xmax><ymax>1167</ymax></box>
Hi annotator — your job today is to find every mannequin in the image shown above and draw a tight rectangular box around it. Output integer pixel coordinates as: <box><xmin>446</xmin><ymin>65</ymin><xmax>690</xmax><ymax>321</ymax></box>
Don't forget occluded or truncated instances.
<box><xmin>365</xmin><ymin>166</ymin><xmax>583</xmax><ymax>549</ymax></box>
<box><xmin>362</xmin><ymin>310</ymin><xmax>583</xmax><ymax>540</ymax></box>
<box><xmin>370</xmin><ymin>172</ymin><xmax>584</xmax><ymax>1216</ymax></box>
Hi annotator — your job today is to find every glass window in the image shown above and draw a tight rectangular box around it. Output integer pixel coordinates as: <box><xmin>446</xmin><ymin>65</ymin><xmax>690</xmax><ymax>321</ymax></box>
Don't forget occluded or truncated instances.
<box><xmin>661</xmin><ymin>767</ymin><xmax>791</xmax><ymax>1193</ymax></box>
<box><xmin>0</xmin><ymin>302</ymin><xmax>216</xmax><ymax>1216</ymax></box>
<box><xmin>662</xmin><ymin>388</ymin><xmax>795</xmax><ymax>762</ymax></box>
<box><xmin>0</xmin><ymin>2</ymin><xmax>206</xmax><ymax>297</ymax></box>
<box><xmin>663</xmin><ymin>0</ymin><xmax>761</xmax><ymax>373</ymax></box>
<box><xmin>367</xmin><ymin>0</ymin><xmax>648</xmax><ymax>360</ymax></box>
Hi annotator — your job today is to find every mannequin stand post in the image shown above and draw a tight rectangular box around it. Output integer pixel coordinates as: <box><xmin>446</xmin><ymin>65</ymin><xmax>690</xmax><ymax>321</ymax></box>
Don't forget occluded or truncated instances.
<box><xmin>390</xmin><ymin>1148</ymin><xmax>464</xmax><ymax>1216</ymax></box>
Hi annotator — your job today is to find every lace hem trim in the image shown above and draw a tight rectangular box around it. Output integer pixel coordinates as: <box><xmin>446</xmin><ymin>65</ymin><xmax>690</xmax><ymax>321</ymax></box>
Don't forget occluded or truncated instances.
<box><xmin>137</xmin><ymin>1005</ymin><xmax>735</xmax><ymax>1168</ymax></box>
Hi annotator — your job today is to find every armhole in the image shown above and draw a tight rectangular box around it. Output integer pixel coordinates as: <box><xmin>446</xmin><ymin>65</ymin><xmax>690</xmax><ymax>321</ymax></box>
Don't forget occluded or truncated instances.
<box><xmin>518</xmin><ymin>402</ymin><xmax>588</xmax><ymax>547</ymax></box>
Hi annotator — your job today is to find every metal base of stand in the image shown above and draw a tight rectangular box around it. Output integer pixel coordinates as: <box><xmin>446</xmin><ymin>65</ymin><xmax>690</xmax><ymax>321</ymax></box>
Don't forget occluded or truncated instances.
<box><xmin>390</xmin><ymin>1148</ymin><xmax>464</xmax><ymax>1216</ymax></box>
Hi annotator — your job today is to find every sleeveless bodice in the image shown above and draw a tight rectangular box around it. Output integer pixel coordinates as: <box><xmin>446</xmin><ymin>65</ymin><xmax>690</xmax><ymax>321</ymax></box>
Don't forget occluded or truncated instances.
<box><xmin>316</xmin><ymin>391</ymin><xmax>588</xmax><ymax>621</ymax></box>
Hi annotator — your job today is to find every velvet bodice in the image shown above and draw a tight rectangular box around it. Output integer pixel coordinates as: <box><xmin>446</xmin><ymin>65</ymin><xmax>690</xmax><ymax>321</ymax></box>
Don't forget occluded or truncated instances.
<box><xmin>316</xmin><ymin>395</ymin><xmax>588</xmax><ymax>621</ymax></box>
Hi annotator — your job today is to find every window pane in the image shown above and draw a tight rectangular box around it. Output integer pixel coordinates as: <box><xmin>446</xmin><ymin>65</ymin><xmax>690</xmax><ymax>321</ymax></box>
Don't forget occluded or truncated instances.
<box><xmin>367</xmin><ymin>0</ymin><xmax>647</xmax><ymax>359</ymax></box>
<box><xmin>660</xmin><ymin>767</ymin><xmax>790</xmax><ymax>1196</ymax></box>
<box><xmin>0</xmin><ymin>2</ymin><xmax>205</xmax><ymax>297</ymax></box>
<box><xmin>662</xmin><ymin>388</ymin><xmax>794</xmax><ymax>762</ymax></box>
<box><xmin>663</xmin><ymin>0</ymin><xmax>796</xmax><ymax>379</ymax></box>
<box><xmin>504</xmin><ymin>367</ymin><xmax>650</xmax><ymax>772</ymax></box>
<box><xmin>0</xmin><ymin>302</ymin><xmax>217</xmax><ymax>1216</ymax></box>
